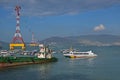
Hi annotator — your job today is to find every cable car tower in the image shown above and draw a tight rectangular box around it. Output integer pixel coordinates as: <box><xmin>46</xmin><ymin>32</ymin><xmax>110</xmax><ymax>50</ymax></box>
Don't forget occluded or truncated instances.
<box><xmin>10</xmin><ymin>5</ymin><xmax>26</xmax><ymax>50</ymax></box>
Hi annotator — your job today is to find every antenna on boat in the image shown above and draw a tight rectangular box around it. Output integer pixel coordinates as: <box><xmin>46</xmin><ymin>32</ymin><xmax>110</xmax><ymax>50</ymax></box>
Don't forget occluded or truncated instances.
<box><xmin>70</xmin><ymin>46</ymin><xmax>73</xmax><ymax>51</ymax></box>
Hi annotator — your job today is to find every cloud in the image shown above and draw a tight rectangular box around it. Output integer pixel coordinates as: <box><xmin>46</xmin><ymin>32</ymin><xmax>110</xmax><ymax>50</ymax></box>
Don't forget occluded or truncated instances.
<box><xmin>0</xmin><ymin>0</ymin><xmax>120</xmax><ymax>16</ymax></box>
<box><xmin>94</xmin><ymin>24</ymin><xmax>105</xmax><ymax>32</ymax></box>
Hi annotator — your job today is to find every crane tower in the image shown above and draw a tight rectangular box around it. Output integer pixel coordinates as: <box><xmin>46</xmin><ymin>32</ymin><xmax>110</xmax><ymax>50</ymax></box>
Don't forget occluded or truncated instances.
<box><xmin>30</xmin><ymin>32</ymin><xmax>39</xmax><ymax>46</ymax></box>
<box><xmin>10</xmin><ymin>5</ymin><xmax>26</xmax><ymax>50</ymax></box>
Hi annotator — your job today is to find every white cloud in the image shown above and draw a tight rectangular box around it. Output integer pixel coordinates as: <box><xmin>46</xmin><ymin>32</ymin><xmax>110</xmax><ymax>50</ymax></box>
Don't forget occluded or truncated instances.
<box><xmin>0</xmin><ymin>0</ymin><xmax>120</xmax><ymax>16</ymax></box>
<box><xmin>94</xmin><ymin>24</ymin><xmax>105</xmax><ymax>32</ymax></box>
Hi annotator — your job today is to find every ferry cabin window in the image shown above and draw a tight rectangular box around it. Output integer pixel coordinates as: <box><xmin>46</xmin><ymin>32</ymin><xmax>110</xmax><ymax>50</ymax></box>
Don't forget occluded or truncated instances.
<box><xmin>74</xmin><ymin>53</ymin><xmax>89</xmax><ymax>55</ymax></box>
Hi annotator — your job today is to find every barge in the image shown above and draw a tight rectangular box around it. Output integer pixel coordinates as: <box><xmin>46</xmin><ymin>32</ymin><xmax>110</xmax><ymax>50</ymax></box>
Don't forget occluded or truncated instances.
<box><xmin>0</xmin><ymin>57</ymin><xmax>57</xmax><ymax>68</ymax></box>
<box><xmin>0</xmin><ymin>44</ymin><xmax>58</xmax><ymax>68</ymax></box>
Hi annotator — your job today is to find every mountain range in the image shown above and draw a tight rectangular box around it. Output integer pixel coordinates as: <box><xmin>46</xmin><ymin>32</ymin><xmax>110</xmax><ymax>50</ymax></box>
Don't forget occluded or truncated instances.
<box><xmin>40</xmin><ymin>34</ymin><xmax>120</xmax><ymax>46</ymax></box>
<box><xmin>1</xmin><ymin>34</ymin><xmax>120</xmax><ymax>47</ymax></box>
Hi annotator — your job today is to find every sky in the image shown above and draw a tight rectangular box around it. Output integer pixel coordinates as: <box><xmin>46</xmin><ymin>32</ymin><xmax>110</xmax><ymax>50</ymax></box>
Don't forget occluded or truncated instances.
<box><xmin>0</xmin><ymin>0</ymin><xmax>120</xmax><ymax>42</ymax></box>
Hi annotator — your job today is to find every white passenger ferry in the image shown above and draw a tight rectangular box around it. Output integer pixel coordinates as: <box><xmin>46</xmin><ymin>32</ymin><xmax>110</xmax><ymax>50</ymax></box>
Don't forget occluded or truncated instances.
<box><xmin>63</xmin><ymin>50</ymin><xmax>97</xmax><ymax>58</ymax></box>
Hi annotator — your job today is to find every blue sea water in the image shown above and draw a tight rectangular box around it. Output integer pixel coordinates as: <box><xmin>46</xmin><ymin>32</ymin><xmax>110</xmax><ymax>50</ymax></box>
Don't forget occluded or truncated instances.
<box><xmin>0</xmin><ymin>46</ymin><xmax>120</xmax><ymax>80</ymax></box>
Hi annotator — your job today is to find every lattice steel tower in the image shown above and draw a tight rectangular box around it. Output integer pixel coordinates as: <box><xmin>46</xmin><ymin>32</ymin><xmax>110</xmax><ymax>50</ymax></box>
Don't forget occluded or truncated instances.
<box><xmin>10</xmin><ymin>5</ymin><xmax>25</xmax><ymax>50</ymax></box>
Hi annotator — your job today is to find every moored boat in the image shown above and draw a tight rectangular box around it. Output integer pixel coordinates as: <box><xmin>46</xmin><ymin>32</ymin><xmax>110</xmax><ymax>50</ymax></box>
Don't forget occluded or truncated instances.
<box><xmin>0</xmin><ymin>44</ymin><xmax>58</xmax><ymax>68</ymax></box>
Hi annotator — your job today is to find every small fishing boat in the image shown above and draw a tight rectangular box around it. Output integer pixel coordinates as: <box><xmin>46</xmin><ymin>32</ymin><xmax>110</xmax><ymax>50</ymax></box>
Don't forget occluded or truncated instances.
<box><xmin>0</xmin><ymin>50</ymin><xmax>8</xmax><ymax>54</ymax></box>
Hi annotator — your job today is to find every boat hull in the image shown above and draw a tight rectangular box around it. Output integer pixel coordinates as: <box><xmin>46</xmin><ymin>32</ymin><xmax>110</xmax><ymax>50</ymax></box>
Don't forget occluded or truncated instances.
<box><xmin>0</xmin><ymin>57</ymin><xmax>58</xmax><ymax>68</ymax></box>
<box><xmin>64</xmin><ymin>55</ymin><xmax>97</xmax><ymax>58</ymax></box>
<box><xmin>70</xmin><ymin>55</ymin><xmax>96</xmax><ymax>58</ymax></box>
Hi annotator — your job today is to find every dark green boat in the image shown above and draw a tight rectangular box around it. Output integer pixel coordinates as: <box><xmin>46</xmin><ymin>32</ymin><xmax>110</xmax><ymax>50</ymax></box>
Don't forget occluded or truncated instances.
<box><xmin>0</xmin><ymin>45</ymin><xmax>58</xmax><ymax>68</ymax></box>
<box><xmin>0</xmin><ymin>57</ymin><xmax>57</xmax><ymax>68</ymax></box>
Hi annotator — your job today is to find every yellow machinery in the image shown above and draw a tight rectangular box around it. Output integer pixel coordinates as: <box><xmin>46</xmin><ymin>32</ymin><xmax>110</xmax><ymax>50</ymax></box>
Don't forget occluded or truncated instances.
<box><xmin>10</xmin><ymin>43</ymin><xmax>26</xmax><ymax>50</ymax></box>
<box><xmin>29</xmin><ymin>43</ymin><xmax>39</xmax><ymax>46</ymax></box>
